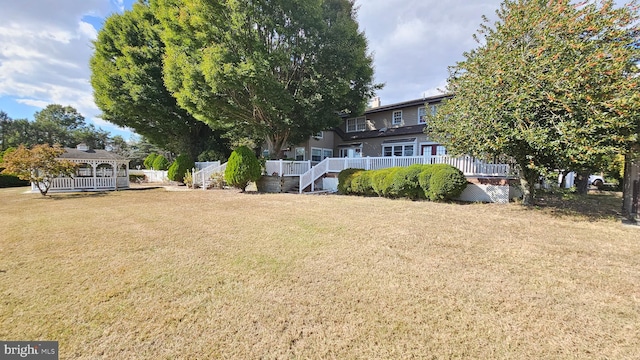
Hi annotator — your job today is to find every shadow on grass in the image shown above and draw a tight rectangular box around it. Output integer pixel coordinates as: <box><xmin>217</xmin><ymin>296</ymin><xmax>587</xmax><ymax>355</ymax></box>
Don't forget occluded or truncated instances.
<box><xmin>529</xmin><ymin>190</ymin><xmax>623</xmax><ymax>222</ymax></box>
<box><xmin>48</xmin><ymin>192</ymin><xmax>111</xmax><ymax>200</ymax></box>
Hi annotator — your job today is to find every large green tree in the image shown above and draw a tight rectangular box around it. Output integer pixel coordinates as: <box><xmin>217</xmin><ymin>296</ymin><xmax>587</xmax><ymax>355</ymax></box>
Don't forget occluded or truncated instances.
<box><xmin>91</xmin><ymin>1</ymin><xmax>230</xmax><ymax>160</ymax></box>
<box><xmin>427</xmin><ymin>0</ymin><xmax>640</xmax><ymax>204</ymax></box>
<box><xmin>153</xmin><ymin>0</ymin><xmax>379</xmax><ymax>158</ymax></box>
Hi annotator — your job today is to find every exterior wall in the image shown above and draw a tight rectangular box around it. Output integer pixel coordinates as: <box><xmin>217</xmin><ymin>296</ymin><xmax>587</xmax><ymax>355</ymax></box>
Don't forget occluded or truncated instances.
<box><xmin>285</xmin><ymin>131</ymin><xmax>336</xmax><ymax>161</ymax></box>
<box><xmin>357</xmin><ymin>134</ymin><xmax>432</xmax><ymax>157</ymax></box>
<box><xmin>365</xmin><ymin>106</ymin><xmax>422</xmax><ymax>129</ymax></box>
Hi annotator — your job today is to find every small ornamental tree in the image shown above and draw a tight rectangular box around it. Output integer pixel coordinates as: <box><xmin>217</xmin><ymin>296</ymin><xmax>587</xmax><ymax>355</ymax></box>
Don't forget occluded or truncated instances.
<box><xmin>152</xmin><ymin>154</ymin><xmax>170</xmax><ymax>171</ymax></box>
<box><xmin>143</xmin><ymin>153</ymin><xmax>158</xmax><ymax>169</ymax></box>
<box><xmin>224</xmin><ymin>146</ymin><xmax>262</xmax><ymax>192</ymax></box>
<box><xmin>1</xmin><ymin>144</ymin><xmax>77</xmax><ymax>196</ymax></box>
<box><xmin>168</xmin><ymin>154</ymin><xmax>195</xmax><ymax>183</ymax></box>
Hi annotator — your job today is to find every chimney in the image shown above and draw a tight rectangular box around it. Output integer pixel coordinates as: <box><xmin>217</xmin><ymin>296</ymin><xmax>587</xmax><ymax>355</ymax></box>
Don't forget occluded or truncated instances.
<box><xmin>370</xmin><ymin>96</ymin><xmax>381</xmax><ymax>108</ymax></box>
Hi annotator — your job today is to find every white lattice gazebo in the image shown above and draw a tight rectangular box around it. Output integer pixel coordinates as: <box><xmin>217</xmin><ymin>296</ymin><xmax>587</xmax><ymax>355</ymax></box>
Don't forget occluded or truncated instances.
<box><xmin>31</xmin><ymin>144</ymin><xmax>130</xmax><ymax>193</ymax></box>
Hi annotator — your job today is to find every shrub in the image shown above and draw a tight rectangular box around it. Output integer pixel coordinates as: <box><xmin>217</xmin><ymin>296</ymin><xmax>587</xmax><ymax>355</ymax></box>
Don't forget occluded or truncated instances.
<box><xmin>428</xmin><ymin>165</ymin><xmax>468</xmax><ymax>201</ymax></box>
<box><xmin>152</xmin><ymin>155</ymin><xmax>170</xmax><ymax>171</ymax></box>
<box><xmin>168</xmin><ymin>154</ymin><xmax>195</xmax><ymax>183</ymax></box>
<box><xmin>337</xmin><ymin>168</ymin><xmax>364</xmax><ymax>194</ymax></box>
<box><xmin>208</xmin><ymin>172</ymin><xmax>225</xmax><ymax>189</ymax></box>
<box><xmin>143</xmin><ymin>153</ymin><xmax>158</xmax><ymax>169</ymax></box>
<box><xmin>0</xmin><ymin>173</ymin><xmax>29</xmax><ymax>188</ymax></box>
<box><xmin>224</xmin><ymin>146</ymin><xmax>262</xmax><ymax>192</ymax></box>
<box><xmin>351</xmin><ymin>170</ymin><xmax>374</xmax><ymax>196</ymax></box>
<box><xmin>371</xmin><ymin>168</ymin><xmax>394</xmax><ymax>196</ymax></box>
<box><xmin>129</xmin><ymin>174</ymin><xmax>146</xmax><ymax>183</ymax></box>
<box><xmin>183</xmin><ymin>170</ymin><xmax>193</xmax><ymax>188</ymax></box>
<box><xmin>387</xmin><ymin>164</ymin><xmax>426</xmax><ymax>199</ymax></box>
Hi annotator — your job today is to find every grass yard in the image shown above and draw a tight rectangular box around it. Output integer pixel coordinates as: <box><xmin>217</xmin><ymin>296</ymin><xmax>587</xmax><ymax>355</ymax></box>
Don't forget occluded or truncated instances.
<box><xmin>1</xmin><ymin>186</ymin><xmax>639</xmax><ymax>359</ymax></box>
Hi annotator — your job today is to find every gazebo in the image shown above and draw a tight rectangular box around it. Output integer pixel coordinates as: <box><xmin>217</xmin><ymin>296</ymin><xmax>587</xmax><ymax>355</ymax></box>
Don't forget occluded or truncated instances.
<box><xmin>31</xmin><ymin>143</ymin><xmax>130</xmax><ymax>193</ymax></box>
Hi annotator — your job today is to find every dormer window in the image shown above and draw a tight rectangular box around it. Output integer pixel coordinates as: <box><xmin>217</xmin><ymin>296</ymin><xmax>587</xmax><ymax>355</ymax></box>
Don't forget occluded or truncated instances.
<box><xmin>346</xmin><ymin>117</ymin><xmax>366</xmax><ymax>132</ymax></box>
<box><xmin>76</xmin><ymin>143</ymin><xmax>89</xmax><ymax>151</ymax></box>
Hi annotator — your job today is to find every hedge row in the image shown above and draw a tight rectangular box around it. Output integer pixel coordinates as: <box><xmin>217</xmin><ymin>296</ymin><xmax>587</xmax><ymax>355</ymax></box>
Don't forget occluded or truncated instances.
<box><xmin>338</xmin><ymin>164</ymin><xmax>468</xmax><ymax>201</ymax></box>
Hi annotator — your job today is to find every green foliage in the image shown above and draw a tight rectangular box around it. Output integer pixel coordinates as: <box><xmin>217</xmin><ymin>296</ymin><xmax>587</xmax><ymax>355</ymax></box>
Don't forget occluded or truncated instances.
<box><xmin>90</xmin><ymin>2</ymin><xmax>231</xmax><ymax>159</ymax></box>
<box><xmin>387</xmin><ymin>164</ymin><xmax>426</xmax><ymax>200</ymax></box>
<box><xmin>129</xmin><ymin>174</ymin><xmax>146</xmax><ymax>183</ymax></box>
<box><xmin>168</xmin><ymin>154</ymin><xmax>195</xmax><ymax>182</ymax></box>
<box><xmin>428</xmin><ymin>166</ymin><xmax>468</xmax><ymax>201</ymax></box>
<box><xmin>426</xmin><ymin>0</ymin><xmax>640</xmax><ymax>204</ymax></box>
<box><xmin>154</xmin><ymin>0</ymin><xmax>380</xmax><ymax>157</ymax></box>
<box><xmin>152</xmin><ymin>155</ymin><xmax>170</xmax><ymax>171</ymax></box>
<box><xmin>337</xmin><ymin>168</ymin><xmax>364</xmax><ymax>194</ymax></box>
<box><xmin>224</xmin><ymin>146</ymin><xmax>262</xmax><ymax>192</ymax></box>
<box><xmin>1</xmin><ymin>144</ymin><xmax>77</xmax><ymax>196</ymax></box>
<box><xmin>144</xmin><ymin>153</ymin><xmax>158</xmax><ymax>169</ymax></box>
<box><xmin>0</xmin><ymin>173</ymin><xmax>29</xmax><ymax>188</ymax></box>
<box><xmin>341</xmin><ymin>165</ymin><xmax>468</xmax><ymax>202</ymax></box>
<box><xmin>208</xmin><ymin>172</ymin><xmax>225</xmax><ymax>189</ymax></box>
<box><xmin>350</xmin><ymin>170</ymin><xmax>374</xmax><ymax>196</ymax></box>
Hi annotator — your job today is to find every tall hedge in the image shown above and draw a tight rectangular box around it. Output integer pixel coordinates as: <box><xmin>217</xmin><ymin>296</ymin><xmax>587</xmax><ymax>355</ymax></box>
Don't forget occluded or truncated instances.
<box><xmin>168</xmin><ymin>154</ymin><xmax>195</xmax><ymax>183</ymax></box>
<box><xmin>152</xmin><ymin>154</ymin><xmax>170</xmax><ymax>171</ymax></box>
<box><xmin>224</xmin><ymin>146</ymin><xmax>262</xmax><ymax>192</ymax></box>
<box><xmin>337</xmin><ymin>168</ymin><xmax>363</xmax><ymax>194</ymax></box>
<box><xmin>428</xmin><ymin>166</ymin><xmax>468</xmax><ymax>201</ymax></box>
<box><xmin>143</xmin><ymin>153</ymin><xmax>158</xmax><ymax>169</ymax></box>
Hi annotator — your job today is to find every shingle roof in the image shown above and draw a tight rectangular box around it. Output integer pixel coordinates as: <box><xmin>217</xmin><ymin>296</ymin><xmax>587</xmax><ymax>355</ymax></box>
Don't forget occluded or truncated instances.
<box><xmin>338</xmin><ymin>124</ymin><xmax>427</xmax><ymax>141</ymax></box>
<box><xmin>59</xmin><ymin>148</ymin><xmax>128</xmax><ymax>160</ymax></box>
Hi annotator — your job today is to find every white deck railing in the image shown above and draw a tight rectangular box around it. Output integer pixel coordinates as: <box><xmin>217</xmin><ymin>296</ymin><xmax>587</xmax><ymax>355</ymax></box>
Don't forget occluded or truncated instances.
<box><xmin>265</xmin><ymin>160</ymin><xmax>312</xmax><ymax>176</ymax></box>
<box><xmin>192</xmin><ymin>162</ymin><xmax>226</xmax><ymax>189</ymax></box>
<box><xmin>299</xmin><ymin>155</ymin><xmax>512</xmax><ymax>193</ymax></box>
<box><xmin>39</xmin><ymin>176</ymin><xmax>128</xmax><ymax>192</ymax></box>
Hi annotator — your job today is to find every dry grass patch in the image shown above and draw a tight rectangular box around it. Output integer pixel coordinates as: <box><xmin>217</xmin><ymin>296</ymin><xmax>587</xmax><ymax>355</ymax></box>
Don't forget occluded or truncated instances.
<box><xmin>1</xmin><ymin>186</ymin><xmax>639</xmax><ymax>359</ymax></box>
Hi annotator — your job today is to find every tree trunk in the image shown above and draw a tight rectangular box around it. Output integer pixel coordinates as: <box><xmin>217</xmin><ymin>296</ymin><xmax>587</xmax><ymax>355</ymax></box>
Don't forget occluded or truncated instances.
<box><xmin>575</xmin><ymin>171</ymin><xmax>590</xmax><ymax>195</ymax></box>
<box><xmin>518</xmin><ymin>166</ymin><xmax>538</xmax><ymax>206</ymax></box>
<box><xmin>622</xmin><ymin>146</ymin><xmax>640</xmax><ymax>222</ymax></box>
<box><xmin>559</xmin><ymin>170</ymin><xmax>570</xmax><ymax>189</ymax></box>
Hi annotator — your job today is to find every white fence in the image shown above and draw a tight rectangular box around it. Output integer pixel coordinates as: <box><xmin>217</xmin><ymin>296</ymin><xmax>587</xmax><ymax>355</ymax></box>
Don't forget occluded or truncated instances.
<box><xmin>192</xmin><ymin>162</ymin><xmax>227</xmax><ymax>189</ymax></box>
<box><xmin>139</xmin><ymin>170</ymin><xmax>169</xmax><ymax>183</ymax></box>
<box><xmin>34</xmin><ymin>176</ymin><xmax>129</xmax><ymax>192</ymax></box>
<box><xmin>265</xmin><ymin>160</ymin><xmax>312</xmax><ymax>176</ymax></box>
<box><xmin>299</xmin><ymin>155</ymin><xmax>513</xmax><ymax>193</ymax></box>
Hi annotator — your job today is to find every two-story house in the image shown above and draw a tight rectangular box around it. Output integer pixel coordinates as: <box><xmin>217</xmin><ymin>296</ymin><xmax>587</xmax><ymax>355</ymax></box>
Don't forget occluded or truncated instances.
<box><xmin>283</xmin><ymin>94</ymin><xmax>450</xmax><ymax>161</ymax></box>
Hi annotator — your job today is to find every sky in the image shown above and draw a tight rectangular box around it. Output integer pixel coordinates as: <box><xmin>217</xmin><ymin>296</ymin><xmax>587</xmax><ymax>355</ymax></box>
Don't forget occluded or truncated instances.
<box><xmin>0</xmin><ymin>0</ymin><xmax>553</xmax><ymax>139</ymax></box>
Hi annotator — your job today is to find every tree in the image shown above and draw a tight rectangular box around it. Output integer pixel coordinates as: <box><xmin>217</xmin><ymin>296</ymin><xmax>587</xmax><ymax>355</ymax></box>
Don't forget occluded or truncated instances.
<box><xmin>0</xmin><ymin>111</ymin><xmax>10</xmax><ymax>151</ymax></box>
<box><xmin>90</xmin><ymin>1</ymin><xmax>231</xmax><ymax>160</ymax></box>
<box><xmin>153</xmin><ymin>0</ymin><xmax>380</xmax><ymax>158</ymax></box>
<box><xmin>32</xmin><ymin>105</ymin><xmax>86</xmax><ymax>147</ymax></box>
<box><xmin>1</xmin><ymin>144</ymin><xmax>77</xmax><ymax>196</ymax></box>
<box><xmin>168</xmin><ymin>154</ymin><xmax>195</xmax><ymax>183</ymax></box>
<box><xmin>426</xmin><ymin>0</ymin><xmax>640</xmax><ymax>205</ymax></box>
<box><xmin>224</xmin><ymin>146</ymin><xmax>262</xmax><ymax>192</ymax></box>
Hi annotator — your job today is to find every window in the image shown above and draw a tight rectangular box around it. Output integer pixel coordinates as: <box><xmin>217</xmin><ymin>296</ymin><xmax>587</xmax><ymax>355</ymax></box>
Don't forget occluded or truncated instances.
<box><xmin>295</xmin><ymin>147</ymin><xmax>305</xmax><ymax>161</ymax></box>
<box><xmin>392</xmin><ymin>110</ymin><xmax>402</xmax><ymax>125</ymax></box>
<box><xmin>311</xmin><ymin>148</ymin><xmax>322</xmax><ymax>162</ymax></box>
<box><xmin>430</xmin><ymin>104</ymin><xmax>438</xmax><ymax>116</ymax></box>
<box><xmin>436</xmin><ymin>145</ymin><xmax>447</xmax><ymax>155</ymax></box>
<box><xmin>312</xmin><ymin>147</ymin><xmax>333</xmax><ymax>162</ymax></box>
<box><xmin>382</xmin><ymin>144</ymin><xmax>414</xmax><ymax>157</ymax></box>
<box><xmin>314</xmin><ymin>131</ymin><xmax>323</xmax><ymax>139</ymax></box>
<box><xmin>418</xmin><ymin>107</ymin><xmax>427</xmax><ymax>124</ymax></box>
<box><xmin>346</xmin><ymin>117</ymin><xmax>366</xmax><ymax>132</ymax></box>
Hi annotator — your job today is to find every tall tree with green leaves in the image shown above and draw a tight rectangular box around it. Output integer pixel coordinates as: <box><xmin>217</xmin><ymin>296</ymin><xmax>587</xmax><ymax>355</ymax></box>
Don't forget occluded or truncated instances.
<box><xmin>153</xmin><ymin>0</ymin><xmax>380</xmax><ymax>158</ymax></box>
<box><xmin>426</xmin><ymin>0</ymin><xmax>640</xmax><ymax>204</ymax></box>
<box><xmin>90</xmin><ymin>1</ymin><xmax>230</xmax><ymax>160</ymax></box>
<box><xmin>33</xmin><ymin>104</ymin><xmax>86</xmax><ymax>147</ymax></box>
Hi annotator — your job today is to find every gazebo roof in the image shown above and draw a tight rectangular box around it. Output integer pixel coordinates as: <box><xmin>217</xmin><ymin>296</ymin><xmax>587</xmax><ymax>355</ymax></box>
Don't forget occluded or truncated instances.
<box><xmin>60</xmin><ymin>148</ymin><xmax>128</xmax><ymax>161</ymax></box>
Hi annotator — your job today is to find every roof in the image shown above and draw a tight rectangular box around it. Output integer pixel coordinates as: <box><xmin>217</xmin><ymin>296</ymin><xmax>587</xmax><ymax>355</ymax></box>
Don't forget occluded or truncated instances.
<box><xmin>59</xmin><ymin>148</ymin><xmax>128</xmax><ymax>161</ymax></box>
<box><xmin>363</xmin><ymin>94</ymin><xmax>451</xmax><ymax>115</ymax></box>
<box><xmin>339</xmin><ymin>94</ymin><xmax>452</xmax><ymax>119</ymax></box>
<box><xmin>337</xmin><ymin>124</ymin><xmax>427</xmax><ymax>141</ymax></box>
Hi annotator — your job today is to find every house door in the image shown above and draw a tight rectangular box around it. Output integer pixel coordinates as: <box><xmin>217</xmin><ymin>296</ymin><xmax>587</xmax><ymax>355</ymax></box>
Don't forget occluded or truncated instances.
<box><xmin>340</xmin><ymin>147</ymin><xmax>362</xmax><ymax>158</ymax></box>
<box><xmin>421</xmin><ymin>144</ymin><xmax>446</xmax><ymax>156</ymax></box>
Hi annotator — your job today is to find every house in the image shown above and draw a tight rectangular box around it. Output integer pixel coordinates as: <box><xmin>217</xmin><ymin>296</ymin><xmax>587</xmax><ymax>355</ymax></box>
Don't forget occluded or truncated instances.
<box><xmin>31</xmin><ymin>143</ymin><xmax>130</xmax><ymax>193</ymax></box>
<box><xmin>261</xmin><ymin>95</ymin><xmax>518</xmax><ymax>203</ymax></box>
<box><xmin>283</xmin><ymin>94</ymin><xmax>450</xmax><ymax>161</ymax></box>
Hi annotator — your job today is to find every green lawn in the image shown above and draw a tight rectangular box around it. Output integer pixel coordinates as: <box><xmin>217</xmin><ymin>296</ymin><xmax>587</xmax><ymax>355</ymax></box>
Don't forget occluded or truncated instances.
<box><xmin>1</xmin><ymin>186</ymin><xmax>638</xmax><ymax>359</ymax></box>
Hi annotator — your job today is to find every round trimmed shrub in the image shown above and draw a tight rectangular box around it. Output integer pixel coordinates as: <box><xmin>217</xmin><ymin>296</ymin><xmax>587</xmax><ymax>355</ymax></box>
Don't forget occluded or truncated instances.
<box><xmin>370</xmin><ymin>168</ymin><xmax>394</xmax><ymax>197</ymax></box>
<box><xmin>428</xmin><ymin>165</ymin><xmax>468</xmax><ymax>201</ymax></box>
<box><xmin>168</xmin><ymin>154</ymin><xmax>195</xmax><ymax>183</ymax></box>
<box><xmin>387</xmin><ymin>164</ymin><xmax>426</xmax><ymax>199</ymax></box>
<box><xmin>152</xmin><ymin>154</ymin><xmax>170</xmax><ymax>171</ymax></box>
<box><xmin>143</xmin><ymin>153</ymin><xmax>158</xmax><ymax>169</ymax></box>
<box><xmin>224</xmin><ymin>146</ymin><xmax>262</xmax><ymax>192</ymax></box>
<box><xmin>337</xmin><ymin>168</ymin><xmax>364</xmax><ymax>194</ymax></box>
